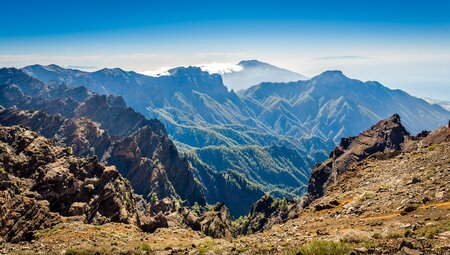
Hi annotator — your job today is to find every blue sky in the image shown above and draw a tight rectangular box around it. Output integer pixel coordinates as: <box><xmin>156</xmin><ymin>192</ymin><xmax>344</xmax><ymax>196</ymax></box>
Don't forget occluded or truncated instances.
<box><xmin>1</xmin><ymin>0</ymin><xmax>449</xmax><ymax>99</ymax></box>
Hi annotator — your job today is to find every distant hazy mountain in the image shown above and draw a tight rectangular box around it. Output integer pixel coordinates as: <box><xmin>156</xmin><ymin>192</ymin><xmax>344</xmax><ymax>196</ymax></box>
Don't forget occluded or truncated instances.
<box><xmin>220</xmin><ymin>60</ymin><xmax>308</xmax><ymax>90</ymax></box>
<box><xmin>423</xmin><ymin>97</ymin><xmax>450</xmax><ymax>111</ymax></box>
<box><xmin>21</xmin><ymin>64</ymin><xmax>450</xmax><ymax>200</ymax></box>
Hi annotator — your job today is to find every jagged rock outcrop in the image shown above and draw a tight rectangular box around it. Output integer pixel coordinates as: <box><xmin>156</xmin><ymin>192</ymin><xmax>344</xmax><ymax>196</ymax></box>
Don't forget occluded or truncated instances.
<box><xmin>0</xmin><ymin>126</ymin><xmax>140</xmax><ymax>242</ymax></box>
<box><xmin>182</xmin><ymin>203</ymin><xmax>233</xmax><ymax>238</ymax></box>
<box><xmin>306</xmin><ymin>114</ymin><xmax>411</xmax><ymax>202</ymax></box>
<box><xmin>234</xmin><ymin>195</ymin><xmax>291</xmax><ymax>235</ymax></box>
<box><xmin>198</xmin><ymin>203</ymin><xmax>233</xmax><ymax>238</ymax></box>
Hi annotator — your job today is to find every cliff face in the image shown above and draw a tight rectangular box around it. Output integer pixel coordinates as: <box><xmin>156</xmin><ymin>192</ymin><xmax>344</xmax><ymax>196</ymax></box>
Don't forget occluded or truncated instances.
<box><xmin>0</xmin><ymin>68</ymin><xmax>206</xmax><ymax>206</ymax></box>
<box><xmin>106</xmin><ymin>125</ymin><xmax>204</xmax><ymax>203</ymax></box>
<box><xmin>0</xmin><ymin>126</ymin><xmax>140</xmax><ymax>242</ymax></box>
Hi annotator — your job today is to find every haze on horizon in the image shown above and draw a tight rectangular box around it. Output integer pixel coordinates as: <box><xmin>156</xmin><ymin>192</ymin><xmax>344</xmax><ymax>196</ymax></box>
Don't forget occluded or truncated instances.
<box><xmin>0</xmin><ymin>0</ymin><xmax>449</xmax><ymax>100</ymax></box>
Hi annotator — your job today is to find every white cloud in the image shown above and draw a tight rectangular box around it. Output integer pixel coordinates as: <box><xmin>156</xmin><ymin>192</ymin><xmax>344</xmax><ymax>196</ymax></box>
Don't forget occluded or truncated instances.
<box><xmin>139</xmin><ymin>66</ymin><xmax>174</xmax><ymax>76</ymax></box>
<box><xmin>197</xmin><ymin>62</ymin><xmax>243</xmax><ymax>74</ymax></box>
<box><xmin>138</xmin><ymin>62</ymin><xmax>244</xmax><ymax>76</ymax></box>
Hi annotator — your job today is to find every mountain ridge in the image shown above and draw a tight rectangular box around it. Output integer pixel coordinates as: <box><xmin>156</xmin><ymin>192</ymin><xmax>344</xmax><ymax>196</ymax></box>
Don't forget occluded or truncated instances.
<box><xmin>18</xmin><ymin>63</ymin><xmax>450</xmax><ymax>202</ymax></box>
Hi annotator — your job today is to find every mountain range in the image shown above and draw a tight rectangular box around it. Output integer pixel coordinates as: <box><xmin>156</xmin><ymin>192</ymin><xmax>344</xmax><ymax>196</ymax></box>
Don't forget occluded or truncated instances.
<box><xmin>21</xmin><ymin>62</ymin><xmax>450</xmax><ymax>202</ymax></box>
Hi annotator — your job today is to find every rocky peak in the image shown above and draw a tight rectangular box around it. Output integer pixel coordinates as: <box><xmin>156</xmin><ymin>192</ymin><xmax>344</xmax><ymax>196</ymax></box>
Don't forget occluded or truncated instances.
<box><xmin>238</xmin><ymin>60</ymin><xmax>270</xmax><ymax>68</ymax></box>
<box><xmin>307</xmin><ymin>114</ymin><xmax>411</xmax><ymax>201</ymax></box>
<box><xmin>234</xmin><ymin>195</ymin><xmax>292</xmax><ymax>235</ymax></box>
<box><xmin>168</xmin><ymin>66</ymin><xmax>203</xmax><ymax>76</ymax></box>
<box><xmin>250</xmin><ymin>195</ymin><xmax>276</xmax><ymax>215</ymax></box>
<box><xmin>167</xmin><ymin>66</ymin><xmax>229</xmax><ymax>99</ymax></box>
<box><xmin>168</xmin><ymin>66</ymin><xmax>223</xmax><ymax>84</ymax></box>
<box><xmin>312</xmin><ymin>70</ymin><xmax>348</xmax><ymax>83</ymax></box>
<box><xmin>0</xmin><ymin>67</ymin><xmax>21</xmax><ymax>77</ymax></box>
<box><xmin>198</xmin><ymin>203</ymin><xmax>232</xmax><ymax>238</ymax></box>
<box><xmin>95</xmin><ymin>67</ymin><xmax>128</xmax><ymax>76</ymax></box>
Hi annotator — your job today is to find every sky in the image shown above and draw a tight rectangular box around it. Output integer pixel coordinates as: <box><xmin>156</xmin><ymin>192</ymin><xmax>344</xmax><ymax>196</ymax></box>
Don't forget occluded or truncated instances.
<box><xmin>0</xmin><ymin>0</ymin><xmax>449</xmax><ymax>100</ymax></box>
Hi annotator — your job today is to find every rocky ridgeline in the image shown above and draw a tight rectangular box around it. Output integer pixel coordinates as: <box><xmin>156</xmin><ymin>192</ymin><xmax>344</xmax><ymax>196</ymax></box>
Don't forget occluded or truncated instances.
<box><xmin>306</xmin><ymin>113</ymin><xmax>411</xmax><ymax>201</ymax></box>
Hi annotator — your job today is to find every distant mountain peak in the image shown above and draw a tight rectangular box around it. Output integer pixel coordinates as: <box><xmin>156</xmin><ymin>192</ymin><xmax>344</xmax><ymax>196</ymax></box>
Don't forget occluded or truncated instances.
<box><xmin>313</xmin><ymin>70</ymin><xmax>349</xmax><ymax>82</ymax></box>
<box><xmin>168</xmin><ymin>66</ymin><xmax>204</xmax><ymax>76</ymax></box>
<box><xmin>28</xmin><ymin>64</ymin><xmax>65</xmax><ymax>72</ymax></box>
<box><xmin>96</xmin><ymin>67</ymin><xmax>126</xmax><ymax>74</ymax></box>
<box><xmin>222</xmin><ymin>60</ymin><xmax>308</xmax><ymax>90</ymax></box>
<box><xmin>318</xmin><ymin>70</ymin><xmax>345</xmax><ymax>77</ymax></box>
<box><xmin>238</xmin><ymin>60</ymin><xmax>271</xmax><ymax>67</ymax></box>
<box><xmin>47</xmin><ymin>64</ymin><xmax>63</xmax><ymax>69</ymax></box>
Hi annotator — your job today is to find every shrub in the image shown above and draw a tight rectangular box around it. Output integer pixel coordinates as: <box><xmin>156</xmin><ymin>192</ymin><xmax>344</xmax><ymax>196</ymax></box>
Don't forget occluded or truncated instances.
<box><xmin>359</xmin><ymin>192</ymin><xmax>373</xmax><ymax>202</ymax></box>
<box><xmin>372</xmin><ymin>232</ymin><xmax>382</xmax><ymax>239</ymax></box>
<box><xmin>0</xmin><ymin>167</ymin><xmax>5</xmax><ymax>174</ymax></box>
<box><xmin>198</xmin><ymin>247</ymin><xmax>209</xmax><ymax>254</ymax></box>
<box><xmin>416</xmin><ymin>222</ymin><xmax>450</xmax><ymax>239</ymax></box>
<box><xmin>67</xmin><ymin>146</ymin><xmax>73</xmax><ymax>155</ymax></box>
<box><xmin>386</xmin><ymin>229</ymin><xmax>410</xmax><ymax>239</ymax></box>
<box><xmin>141</xmin><ymin>243</ymin><xmax>151</xmax><ymax>253</ymax></box>
<box><xmin>149</xmin><ymin>192</ymin><xmax>158</xmax><ymax>204</ymax></box>
<box><xmin>192</xmin><ymin>202</ymin><xmax>202</xmax><ymax>216</ymax></box>
<box><xmin>84</xmin><ymin>184</ymin><xmax>95</xmax><ymax>192</ymax></box>
<box><xmin>427</xmin><ymin>143</ymin><xmax>438</xmax><ymax>150</ymax></box>
<box><xmin>65</xmin><ymin>248</ymin><xmax>94</xmax><ymax>255</ymax></box>
<box><xmin>293</xmin><ymin>240</ymin><xmax>353</xmax><ymax>255</ymax></box>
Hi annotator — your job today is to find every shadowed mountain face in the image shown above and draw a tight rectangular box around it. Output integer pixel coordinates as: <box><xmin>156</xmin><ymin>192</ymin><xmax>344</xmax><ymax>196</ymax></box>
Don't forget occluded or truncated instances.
<box><xmin>21</xmin><ymin>64</ymin><xmax>450</xmax><ymax>200</ymax></box>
